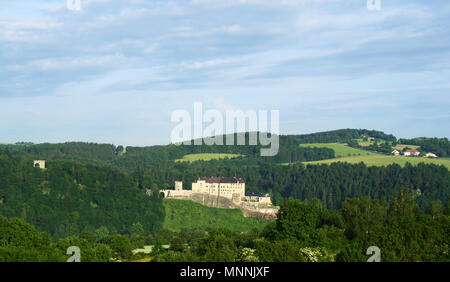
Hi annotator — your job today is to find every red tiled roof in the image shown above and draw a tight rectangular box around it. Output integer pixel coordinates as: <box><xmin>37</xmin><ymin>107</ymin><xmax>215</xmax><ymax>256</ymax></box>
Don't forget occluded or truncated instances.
<box><xmin>197</xmin><ymin>177</ymin><xmax>244</xmax><ymax>183</ymax></box>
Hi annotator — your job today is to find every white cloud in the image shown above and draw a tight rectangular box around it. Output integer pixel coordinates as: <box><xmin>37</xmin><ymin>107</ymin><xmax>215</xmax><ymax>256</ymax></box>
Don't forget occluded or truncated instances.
<box><xmin>1</xmin><ymin>0</ymin><xmax>449</xmax><ymax>143</ymax></box>
<box><xmin>180</xmin><ymin>58</ymin><xmax>237</xmax><ymax>70</ymax></box>
<box><xmin>29</xmin><ymin>54</ymin><xmax>128</xmax><ymax>71</ymax></box>
<box><xmin>0</xmin><ymin>16</ymin><xmax>63</xmax><ymax>42</ymax></box>
<box><xmin>295</xmin><ymin>8</ymin><xmax>432</xmax><ymax>32</ymax></box>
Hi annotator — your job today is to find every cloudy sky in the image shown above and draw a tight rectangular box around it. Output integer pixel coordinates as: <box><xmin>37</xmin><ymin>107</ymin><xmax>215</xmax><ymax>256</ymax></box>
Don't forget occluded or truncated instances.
<box><xmin>1</xmin><ymin>0</ymin><xmax>449</xmax><ymax>146</ymax></box>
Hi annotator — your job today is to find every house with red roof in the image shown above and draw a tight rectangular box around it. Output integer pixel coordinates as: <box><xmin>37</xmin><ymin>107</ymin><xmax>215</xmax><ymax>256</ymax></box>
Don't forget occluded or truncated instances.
<box><xmin>404</xmin><ymin>150</ymin><xmax>420</xmax><ymax>157</ymax></box>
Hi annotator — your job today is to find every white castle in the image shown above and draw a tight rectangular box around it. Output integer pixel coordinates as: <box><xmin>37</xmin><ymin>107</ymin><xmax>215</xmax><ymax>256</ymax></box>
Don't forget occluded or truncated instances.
<box><xmin>160</xmin><ymin>177</ymin><xmax>272</xmax><ymax>206</ymax></box>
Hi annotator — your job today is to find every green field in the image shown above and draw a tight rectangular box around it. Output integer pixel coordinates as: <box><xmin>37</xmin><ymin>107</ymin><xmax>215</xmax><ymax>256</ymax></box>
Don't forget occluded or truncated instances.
<box><xmin>393</xmin><ymin>144</ymin><xmax>420</xmax><ymax>150</ymax></box>
<box><xmin>175</xmin><ymin>153</ymin><xmax>244</xmax><ymax>162</ymax></box>
<box><xmin>297</xmin><ymin>143</ymin><xmax>450</xmax><ymax>169</ymax></box>
<box><xmin>303</xmin><ymin>154</ymin><xmax>450</xmax><ymax>169</ymax></box>
<box><xmin>163</xmin><ymin>199</ymin><xmax>268</xmax><ymax>232</ymax></box>
<box><xmin>355</xmin><ymin>138</ymin><xmax>387</xmax><ymax>147</ymax></box>
<box><xmin>300</xmin><ymin>143</ymin><xmax>376</xmax><ymax>157</ymax></box>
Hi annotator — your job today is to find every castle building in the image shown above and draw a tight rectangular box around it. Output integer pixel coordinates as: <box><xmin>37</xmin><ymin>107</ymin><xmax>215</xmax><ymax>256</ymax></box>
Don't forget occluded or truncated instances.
<box><xmin>160</xmin><ymin>177</ymin><xmax>272</xmax><ymax>206</ymax></box>
<box><xmin>245</xmin><ymin>193</ymin><xmax>272</xmax><ymax>205</ymax></box>
<box><xmin>192</xmin><ymin>177</ymin><xmax>245</xmax><ymax>200</ymax></box>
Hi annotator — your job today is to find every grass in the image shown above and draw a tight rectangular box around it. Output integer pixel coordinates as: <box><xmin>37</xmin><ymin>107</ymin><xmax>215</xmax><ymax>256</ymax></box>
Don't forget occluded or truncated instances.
<box><xmin>393</xmin><ymin>144</ymin><xmax>420</xmax><ymax>150</ymax></box>
<box><xmin>132</xmin><ymin>245</ymin><xmax>169</xmax><ymax>255</ymax></box>
<box><xmin>303</xmin><ymin>155</ymin><xmax>450</xmax><ymax>169</ymax></box>
<box><xmin>355</xmin><ymin>138</ymin><xmax>387</xmax><ymax>146</ymax></box>
<box><xmin>175</xmin><ymin>153</ymin><xmax>244</xmax><ymax>162</ymax></box>
<box><xmin>294</xmin><ymin>143</ymin><xmax>450</xmax><ymax>169</ymax></box>
<box><xmin>299</xmin><ymin>143</ymin><xmax>376</xmax><ymax>158</ymax></box>
<box><xmin>163</xmin><ymin>199</ymin><xmax>268</xmax><ymax>232</ymax></box>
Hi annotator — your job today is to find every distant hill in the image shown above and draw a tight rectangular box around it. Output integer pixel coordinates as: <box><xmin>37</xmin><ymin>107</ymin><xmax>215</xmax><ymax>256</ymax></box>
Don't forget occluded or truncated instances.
<box><xmin>1</xmin><ymin>129</ymin><xmax>448</xmax><ymax>213</ymax></box>
<box><xmin>0</xmin><ymin>129</ymin><xmax>403</xmax><ymax>166</ymax></box>
<box><xmin>293</xmin><ymin>128</ymin><xmax>397</xmax><ymax>144</ymax></box>
<box><xmin>298</xmin><ymin>143</ymin><xmax>450</xmax><ymax>169</ymax></box>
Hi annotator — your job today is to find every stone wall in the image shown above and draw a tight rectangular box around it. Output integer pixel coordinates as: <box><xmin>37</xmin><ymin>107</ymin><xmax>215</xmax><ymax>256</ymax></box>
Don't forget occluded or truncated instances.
<box><xmin>163</xmin><ymin>191</ymin><xmax>278</xmax><ymax>221</ymax></box>
<box><xmin>160</xmin><ymin>189</ymin><xmax>193</xmax><ymax>198</ymax></box>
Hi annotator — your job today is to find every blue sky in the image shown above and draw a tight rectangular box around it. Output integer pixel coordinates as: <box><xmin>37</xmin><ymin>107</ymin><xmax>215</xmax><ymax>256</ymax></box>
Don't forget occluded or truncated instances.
<box><xmin>0</xmin><ymin>0</ymin><xmax>449</xmax><ymax>146</ymax></box>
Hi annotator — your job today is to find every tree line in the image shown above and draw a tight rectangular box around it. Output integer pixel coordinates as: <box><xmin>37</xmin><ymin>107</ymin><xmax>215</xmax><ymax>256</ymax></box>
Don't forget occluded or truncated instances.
<box><xmin>2</xmin><ymin>188</ymin><xmax>447</xmax><ymax>262</ymax></box>
<box><xmin>133</xmin><ymin>160</ymin><xmax>449</xmax><ymax>210</ymax></box>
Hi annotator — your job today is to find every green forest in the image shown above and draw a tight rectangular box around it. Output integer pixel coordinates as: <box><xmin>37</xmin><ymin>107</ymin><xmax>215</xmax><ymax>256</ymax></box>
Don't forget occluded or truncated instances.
<box><xmin>1</xmin><ymin>188</ymin><xmax>448</xmax><ymax>262</ymax></box>
<box><xmin>0</xmin><ymin>150</ymin><xmax>165</xmax><ymax>239</ymax></box>
<box><xmin>0</xmin><ymin>129</ymin><xmax>449</xmax><ymax>261</ymax></box>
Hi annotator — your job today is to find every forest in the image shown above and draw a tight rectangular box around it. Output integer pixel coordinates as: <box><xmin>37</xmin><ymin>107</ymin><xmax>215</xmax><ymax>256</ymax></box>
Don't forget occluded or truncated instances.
<box><xmin>0</xmin><ymin>150</ymin><xmax>165</xmax><ymax>239</ymax></box>
<box><xmin>122</xmin><ymin>157</ymin><xmax>449</xmax><ymax>210</ymax></box>
<box><xmin>293</xmin><ymin>129</ymin><xmax>397</xmax><ymax>144</ymax></box>
<box><xmin>0</xmin><ymin>129</ymin><xmax>449</xmax><ymax>261</ymax></box>
<box><xmin>1</xmin><ymin>188</ymin><xmax>448</xmax><ymax>262</ymax></box>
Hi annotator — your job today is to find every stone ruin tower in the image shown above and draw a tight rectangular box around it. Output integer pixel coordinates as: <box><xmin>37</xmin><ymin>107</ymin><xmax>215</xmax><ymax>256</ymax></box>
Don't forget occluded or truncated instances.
<box><xmin>33</xmin><ymin>160</ymin><xmax>46</xmax><ymax>169</ymax></box>
<box><xmin>175</xmin><ymin>181</ymin><xmax>183</xmax><ymax>190</ymax></box>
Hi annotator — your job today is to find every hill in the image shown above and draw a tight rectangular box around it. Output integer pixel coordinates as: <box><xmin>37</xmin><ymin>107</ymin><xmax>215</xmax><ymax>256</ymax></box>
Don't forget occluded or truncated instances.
<box><xmin>1</xmin><ymin>129</ymin><xmax>448</xmax><ymax>215</ymax></box>
<box><xmin>299</xmin><ymin>143</ymin><xmax>376</xmax><ymax>158</ymax></box>
<box><xmin>293</xmin><ymin>128</ymin><xmax>396</xmax><ymax>143</ymax></box>
<box><xmin>162</xmin><ymin>199</ymin><xmax>268</xmax><ymax>232</ymax></box>
<box><xmin>304</xmin><ymin>154</ymin><xmax>450</xmax><ymax>169</ymax></box>
<box><xmin>297</xmin><ymin>143</ymin><xmax>450</xmax><ymax>169</ymax></box>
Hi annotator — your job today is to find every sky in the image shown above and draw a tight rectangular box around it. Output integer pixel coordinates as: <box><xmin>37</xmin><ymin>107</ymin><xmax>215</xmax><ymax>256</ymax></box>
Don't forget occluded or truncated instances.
<box><xmin>0</xmin><ymin>0</ymin><xmax>449</xmax><ymax>146</ymax></box>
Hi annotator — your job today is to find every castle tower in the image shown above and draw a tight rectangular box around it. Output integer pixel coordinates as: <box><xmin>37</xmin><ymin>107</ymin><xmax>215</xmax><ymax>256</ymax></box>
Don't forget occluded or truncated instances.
<box><xmin>175</xmin><ymin>181</ymin><xmax>183</xmax><ymax>191</ymax></box>
<box><xmin>33</xmin><ymin>160</ymin><xmax>46</xmax><ymax>169</ymax></box>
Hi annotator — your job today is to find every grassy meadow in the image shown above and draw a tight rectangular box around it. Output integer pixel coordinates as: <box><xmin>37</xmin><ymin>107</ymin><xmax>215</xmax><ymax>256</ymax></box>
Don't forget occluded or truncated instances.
<box><xmin>303</xmin><ymin>154</ymin><xmax>450</xmax><ymax>169</ymax></box>
<box><xmin>392</xmin><ymin>144</ymin><xmax>421</xmax><ymax>150</ymax></box>
<box><xmin>163</xmin><ymin>199</ymin><xmax>268</xmax><ymax>232</ymax></box>
<box><xmin>175</xmin><ymin>153</ymin><xmax>244</xmax><ymax>162</ymax></box>
<box><xmin>295</xmin><ymin>143</ymin><xmax>450</xmax><ymax>169</ymax></box>
<box><xmin>300</xmin><ymin>143</ymin><xmax>376</xmax><ymax>157</ymax></box>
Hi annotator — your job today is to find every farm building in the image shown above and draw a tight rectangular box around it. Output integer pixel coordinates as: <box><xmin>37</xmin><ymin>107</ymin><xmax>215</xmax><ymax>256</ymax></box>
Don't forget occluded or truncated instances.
<box><xmin>404</xmin><ymin>150</ymin><xmax>420</xmax><ymax>157</ymax></box>
<box><xmin>425</xmin><ymin>152</ymin><xmax>438</xmax><ymax>158</ymax></box>
<box><xmin>391</xmin><ymin>150</ymin><xmax>400</xmax><ymax>156</ymax></box>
